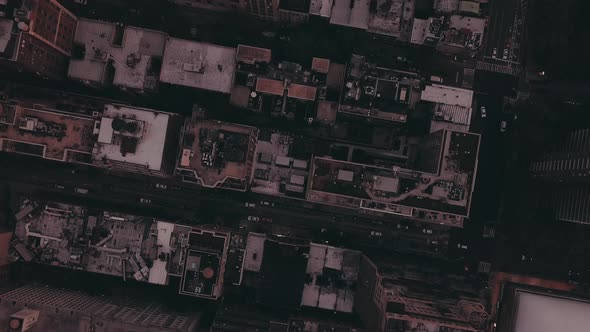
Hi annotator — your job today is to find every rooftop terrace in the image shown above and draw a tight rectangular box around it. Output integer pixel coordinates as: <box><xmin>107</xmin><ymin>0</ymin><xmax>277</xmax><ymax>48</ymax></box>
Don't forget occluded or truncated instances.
<box><xmin>177</xmin><ymin>119</ymin><xmax>258</xmax><ymax>191</ymax></box>
<box><xmin>308</xmin><ymin>130</ymin><xmax>480</xmax><ymax>226</ymax></box>
<box><xmin>69</xmin><ymin>19</ymin><xmax>167</xmax><ymax>90</ymax></box>
<box><xmin>160</xmin><ymin>38</ymin><xmax>236</xmax><ymax>93</ymax></box>
<box><xmin>0</xmin><ymin>103</ymin><xmax>95</xmax><ymax>162</ymax></box>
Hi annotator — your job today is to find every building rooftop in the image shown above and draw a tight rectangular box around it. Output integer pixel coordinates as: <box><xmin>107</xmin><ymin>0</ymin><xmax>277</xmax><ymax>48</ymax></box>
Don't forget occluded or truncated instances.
<box><xmin>0</xmin><ymin>284</ymin><xmax>201</xmax><ymax>332</ymax></box>
<box><xmin>301</xmin><ymin>243</ymin><xmax>360</xmax><ymax>313</ymax></box>
<box><xmin>69</xmin><ymin>19</ymin><xmax>167</xmax><ymax>90</ymax></box>
<box><xmin>329</xmin><ymin>0</ymin><xmax>370</xmax><ymax>29</ymax></box>
<box><xmin>421</xmin><ymin>84</ymin><xmax>474</xmax><ymax>109</ymax></box>
<box><xmin>0</xmin><ymin>103</ymin><xmax>95</xmax><ymax>162</ymax></box>
<box><xmin>308</xmin><ymin>129</ymin><xmax>480</xmax><ymax>226</ymax></box>
<box><xmin>339</xmin><ymin>55</ymin><xmax>421</xmax><ymax>122</ymax></box>
<box><xmin>177</xmin><ymin>118</ymin><xmax>258</xmax><ymax>191</ymax></box>
<box><xmin>92</xmin><ymin>104</ymin><xmax>172</xmax><ymax>172</ymax></box>
<box><xmin>440</xmin><ymin>15</ymin><xmax>485</xmax><ymax>49</ymax></box>
<box><xmin>368</xmin><ymin>0</ymin><xmax>415</xmax><ymax>40</ymax></box>
<box><xmin>309</xmin><ymin>0</ymin><xmax>334</xmax><ymax>17</ymax></box>
<box><xmin>0</xmin><ymin>19</ymin><xmax>13</xmax><ymax>53</ymax></box>
<box><xmin>160</xmin><ymin>38</ymin><xmax>236</xmax><ymax>93</ymax></box>
<box><xmin>29</xmin><ymin>0</ymin><xmax>77</xmax><ymax>55</ymax></box>
<box><xmin>236</xmin><ymin>44</ymin><xmax>272</xmax><ymax>64</ymax></box>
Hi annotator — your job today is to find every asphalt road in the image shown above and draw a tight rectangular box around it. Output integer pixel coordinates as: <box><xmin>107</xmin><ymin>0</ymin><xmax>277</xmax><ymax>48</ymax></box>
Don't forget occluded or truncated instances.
<box><xmin>484</xmin><ymin>0</ymin><xmax>517</xmax><ymax>60</ymax></box>
<box><xmin>0</xmin><ymin>153</ymin><xmax>454</xmax><ymax>260</ymax></box>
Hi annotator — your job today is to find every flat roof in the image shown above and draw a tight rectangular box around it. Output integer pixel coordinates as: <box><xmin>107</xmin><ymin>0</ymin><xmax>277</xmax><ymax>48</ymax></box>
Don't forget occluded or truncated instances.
<box><xmin>307</xmin><ymin>130</ymin><xmax>480</xmax><ymax>224</ymax></box>
<box><xmin>329</xmin><ymin>0</ymin><xmax>369</xmax><ymax>29</ymax></box>
<box><xmin>236</xmin><ymin>44</ymin><xmax>272</xmax><ymax>64</ymax></box>
<box><xmin>309</xmin><ymin>0</ymin><xmax>334</xmax><ymax>17</ymax></box>
<box><xmin>160</xmin><ymin>37</ymin><xmax>236</xmax><ymax>93</ymax></box>
<box><xmin>514</xmin><ymin>290</ymin><xmax>590</xmax><ymax>332</ymax></box>
<box><xmin>256</xmin><ymin>78</ymin><xmax>285</xmax><ymax>96</ymax></box>
<box><xmin>69</xmin><ymin>19</ymin><xmax>167</xmax><ymax>90</ymax></box>
<box><xmin>29</xmin><ymin>0</ymin><xmax>77</xmax><ymax>55</ymax></box>
<box><xmin>421</xmin><ymin>84</ymin><xmax>474</xmax><ymax>108</ymax></box>
<box><xmin>449</xmin><ymin>15</ymin><xmax>486</xmax><ymax>35</ymax></box>
<box><xmin>368</xmin><ymin>0</ymin><xmax>413</xmax><ymax>38</ymax></box>
<box><xmin>93</xmin><ymin>105</ymin><xmax>170</xmax><ymax>171</ymax></box>
<box><xmin>0</xmin><ymin>19</ymin><xmax>14</xmax><ymax>53</ymax></box>
<box><xmin>177</xmin><ymin>120</ymin><xmax>257</xmax><ymax>189</ymax></box>
<box><xmin>244</xmin><ymin>233</ymin><xmax>266</xmax><ymax>272</ymax></box>
<box><xmin>288</xmin><ymin>83</ymin><xmax>317</xmax><ymax>101</ymax></box>
<box><xmin>0</xmin><ymin>105</ymin><xmax>95</xmax><ymax>161</ymax></box>
<box><xmin>410</xmin><ymin>18</ymin><xmax>429</xmax><ymax>44</ymax></box>
<box><xmin>311</xmin><ymin>57</ymin><xmax>330</xmax><ymax>74</ymax></box>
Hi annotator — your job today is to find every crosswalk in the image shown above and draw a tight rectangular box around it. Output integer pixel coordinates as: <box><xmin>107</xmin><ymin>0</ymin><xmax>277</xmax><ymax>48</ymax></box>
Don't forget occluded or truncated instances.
<box><xmin>476</xmin><ymin>61</ymin><xmax>519</xmax><ymax>76</ymax></box>
<box><xmin>462</xmin><ymin>68</ymin><xmax>475</xmax><ymax>89</ymax></box>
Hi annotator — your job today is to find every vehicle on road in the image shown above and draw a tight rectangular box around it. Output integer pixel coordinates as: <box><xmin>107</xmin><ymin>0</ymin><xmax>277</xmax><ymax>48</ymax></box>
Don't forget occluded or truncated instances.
<box><xmin>492</xmin><ymin>48</ymin><xmax>497</xmax><ymax>58</ymax></box>
<box><xmin>139</xmin><ymin>198</ymin><xmax>151</xmax><ymax>204</ymax></box>
<box><xmin>74</xmin><ymin>0</ymin><xmax>88</xmax><ymax>4</ymax></box>
<box><xmin>457</xmin><ymin>243</ymin><xmax>468</xmax><ymax>250</ymax></box>
<box><xmin>259</xmin><ymin>200</ymin><xmax>274</xmax><ymax>207</ymax></box>
<box><xmin>370</xmin><ymin>231</ymin><xmax>383</xmax><ymax>237</ymax></box>
<box><xmin>422</xmin><ymin>229</ymin><xmax>433</xmax><ymax>234</ymax></box>
<box><xmin>261</xmin><ymin>217</ymin><xmax>273</xmax><ymax>223</ymax></box>
<box><xmin>245</xmin><ymin>202</ymin><xmax>256</xmax><ymax>208</ymax></box>
<box><xmin>480</xmin><ymin>106</ymin><xmax>487</xmax><ymax>118</ymax></box>
<box><xmin>75</xmin><ymin>188</ymin><xmax>88</xmax><ymax>194</ymax></box>
<box><xmin>54</xmin><ymin>184</ymin><xmax>65</xmax><ymax>190</ymax></box>
<box><xmin>500</xmin><ymin>120</ymin><xmax>507</xmax><ymax>132</ymax></box>
<box><xmin>247</xmin><ymin>216</ymin><xmax>260</xmax><ymax>222</ymax></box>
<box><xmin>155</xmin><ymin>183</ymin><xmax>167</xmax><ymax>189</ymax></box>
<box><xmin>502</xmin><ymin>48</ymin><xmax>509</xmax><ymax>60</ymax></box>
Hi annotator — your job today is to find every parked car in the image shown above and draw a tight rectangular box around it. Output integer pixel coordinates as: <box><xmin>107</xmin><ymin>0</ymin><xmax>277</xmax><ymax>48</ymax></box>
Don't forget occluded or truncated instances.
<box><xmin>155</xmin><ymin>183</ymin><xmax>167</xmax><ymax>189</ymax></box>
<box><xmin>422</xmin><ymin>229</ymin><xmax>433</xmax><ymax>234</ymax></box>
<box><xmin>139</xmin><ymin>198</ymin><xmax>151</xmax><ymax>204</ymax></box>
<box><xmin>259</xmin><ymin>200</ymin><xmax>275</xmax><ymax>207</ymax></box>
<box><xmin>245</xmin><ymin>202</ymin><xmax>256</xmax><ymax>208</ymax></box>
<box><xmin>75</xmin><ymin>187</ymin><xmax>88</xmax><ymax>194</ymax></box>
<box><xmin>500</xmin><ymin>120</ymin><xmax>507</xmax><ymax>132</ymax></box>
<box><xmin>480</xmin><ymin>106</ymin><xmax>487</xmax><ymax>118</ymax></box>
<box><xmin>247</xmin><ymin>216</ymin><xmax>260</xmax><ymax>222</ymax></box>
<box><xmin>54</xmin><ymin>184</ymin><xmax>65</xmax><ymax>190</ymax></box>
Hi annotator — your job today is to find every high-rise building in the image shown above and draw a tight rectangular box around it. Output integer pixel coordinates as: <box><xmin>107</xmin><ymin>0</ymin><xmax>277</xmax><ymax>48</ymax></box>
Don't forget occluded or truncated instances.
<box><xmin>0</xmin><ymin>0</ymin><xmax>77</xmax><ymax>79</ymax></box>
<box><xmin>355</xmin><ymin>255</ymin><xmax>489</xmax><ymax>332</ymax></box>
<box><xmin>531</xmin><ymin>128</ymin><xmax>590</xmax><ymax>224</ymax></box>
<box><xmin>0</xmin><ymin>284</ymin><xmax>201</xmax><ymax>332</ymax></box>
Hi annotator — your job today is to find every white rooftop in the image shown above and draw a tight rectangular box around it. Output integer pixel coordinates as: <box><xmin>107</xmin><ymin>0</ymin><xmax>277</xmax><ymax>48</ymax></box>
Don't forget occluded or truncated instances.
<box><xmin>514</xmin><ymin>291</ymin><xmax>590</xmax><ymax>332</ymax></box>
<box><xmin>421</xmin><ymin>84</ymin><xmax>474</xmax><ymax>109</ymax></box>
<box><xmin>68</xmin><ymin>19</ymin><xmax>167</xmax><ymax>90</ymax></box>
<box><xmin>449</xmin><ymin>15</ymin><xmax>486</xmax><ymax>35</ymax></box>
<box><xmin>244</xmin><ymin>233</ymin><xmax>266</xmax><ymax>272</ymax></box>
<box><xmin>0</xmin><ymin>19</ymin><xmax>14</xmax><ymax>53</ymax></box>
<box><xmin>93</xmin><ymin>104</ymin><xmax>170</xmax><ymax>171</ymax></box>
<box><xmin>309</xmin><ymin>0</ymin><xmax>334</xmax><ymax>17</ymax></box>
<box><xmin>410</xmin><ymin>18</ymin><xmax>428</xmax><ymax>45</ymax></box>
<box><xmin>159</xmin><ymin>37</ymin><xmax>236</xmax><ymax>93</ymax></box>
<box><xmin>329</xmin><ymin>0</ymin><xmax>370</xmax><ymax>30</ymax></box>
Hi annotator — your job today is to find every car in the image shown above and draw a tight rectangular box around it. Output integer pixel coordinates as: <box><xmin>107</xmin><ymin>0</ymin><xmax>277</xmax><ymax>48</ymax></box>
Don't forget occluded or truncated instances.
<box><xmin>75</xmin><ymin>188</ymin><xmax>88</xmax><ymax>194</ymax></box>
<box><xmin>370</xmin><ymin>231</ymin><xmax>383</xmax><ymax>237</ymax></box>
<box><xmin>245</xmin><ymin>202</ymin><xmax>256</xmax><ymax>208</ymax></box>
<box><xmin>492</xmin><ymin>48</ymin><xmax>497</xmax><ymax>58</ymax></box>
<box><xmin>261</xmin><ymin>217</ymin><xmax>273</xmax><ymax>223</ymax></box>
<box><xmin>500</xmin><ymin>120</ymin><xmax>507</xmax><ymax>132</ymax></box>
<box><xmin>54</xmin><ymin>184</ymin><xmax>65</xmax><ymax>190</ymax></box>
<box><xmin>259</xmin><ymin>200</ymin><xmax>275</xmax><ymax>207</ymax></box>
<box><xmin>502</xmin><ymin>48</ymin><xmax>509</xmax><ymax>60</ymax></box>
<box><xmin>480</xmin><ymin>106</ymin><xmax>487</xmax><ymax>118</ymax></box>
<box><xmin>422</xmin><ymin>229</ymin><xmax>433</xmax><ymax>234</ymax></box>
<box><xmin>458</xmin><ymin>243</ymin><xmax>468</xmax><ymax>250</ymax></box>
<box><xmin>155</xmin><ymin>183</ymin><xmax>167</xmax><ymax>189</ymax></box>
<box><xmin>247</xmin><ymin>216</ymin><xmax>260</xmax><ymax>222</ymax></box>
<box><xmin>74</xmin><ymin>0</ymin><xmax>87</xmax><ymax>4</ymax></box>
<box><xmin>139</xmin><ymin>198</ymin><xmax>151</xmax><ymax>204</ymax></box>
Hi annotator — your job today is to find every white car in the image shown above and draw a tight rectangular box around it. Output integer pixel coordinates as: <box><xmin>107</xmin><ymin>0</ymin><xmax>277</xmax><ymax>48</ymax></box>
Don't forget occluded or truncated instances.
<box><xmin>260</xmin><ymin>200</ymin><xmax>274</xmax><ymax>207</ymax></box>
<box><xmin>139</xmin><ymin>198</ymin><xmax>151</xmax><ymax>204</ymax></box>
<box><xmin>500</xmin><ymin>120</ymin><xmax>507</xmax><ymax>132</ymax></box>
<box><xmin>245</xmin><ymin>202</ymin><xmax>256</xmax><ymax>208</ymax></box>
<box><xmin>480</xmin><ymin>106</ymin><xmax>487</xmax><ymax>118</ymax></box>
<box><xmin>247</xmin><ymin>216</ymin><xmax>260</xmax><ymax>222</ymax></box>
<box><xmin>502</xmin><ymin>48</ymin><xmax>509</xmax><ymax>60</ymax></box>
<box><xmin>492</xmin><ymin>48</ymin><xmax>498</xmax><ymax>58</ymax></box>
<box><xmin>422</xmin><ymin>229</ymin><xmax>433</xmax><ymax>234</ymax></box>
<box><xmin>74</xmin><ymin>0</ymin><xmax>88</xmax><ymax>4</ymax></box>
<box><xmin>155</xmin><ymin>183</ymin><xmax>167</xmax><ymax>189</ymax></box>
<box><xmin>370</xmin><ymin>231</ymin><xmax>383</xmax><ymax>237</ymax></box>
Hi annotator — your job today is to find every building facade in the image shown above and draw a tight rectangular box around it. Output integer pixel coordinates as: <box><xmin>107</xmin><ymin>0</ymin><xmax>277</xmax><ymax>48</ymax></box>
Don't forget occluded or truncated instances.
<box><xmin>355</xmin><ymin>255</ymin><xmax>490</xmax><ymax>332</ymax></box>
